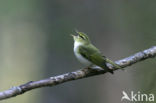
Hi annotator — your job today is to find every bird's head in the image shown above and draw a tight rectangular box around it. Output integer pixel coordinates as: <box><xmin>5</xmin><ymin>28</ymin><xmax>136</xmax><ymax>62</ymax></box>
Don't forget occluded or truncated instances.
<box><xmin>71</xmin><ymin>31</ymin><xmax>90</xmax><ymax>44</ymax></box>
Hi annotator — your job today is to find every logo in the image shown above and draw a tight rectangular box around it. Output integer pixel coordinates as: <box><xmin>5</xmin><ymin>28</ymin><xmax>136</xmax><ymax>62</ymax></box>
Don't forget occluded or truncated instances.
<box><xmin>121</xmin><ymin>91</ymin><xmax>154</xmax><ymax>102</ymax></box>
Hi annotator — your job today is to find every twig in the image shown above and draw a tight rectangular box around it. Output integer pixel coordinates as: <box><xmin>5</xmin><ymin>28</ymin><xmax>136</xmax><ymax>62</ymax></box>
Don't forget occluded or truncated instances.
<box><xmin>0</xmin><ymin>46</ymin><xmax>156</xmax><ymax>100</ymax></box>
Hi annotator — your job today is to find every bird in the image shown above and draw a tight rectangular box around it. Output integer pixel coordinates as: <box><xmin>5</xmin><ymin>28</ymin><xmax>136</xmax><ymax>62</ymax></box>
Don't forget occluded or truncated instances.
<box><xmin>71</xmin><ymin>31</ymin><xmax>121</xmax><ymax>74</ymax></box>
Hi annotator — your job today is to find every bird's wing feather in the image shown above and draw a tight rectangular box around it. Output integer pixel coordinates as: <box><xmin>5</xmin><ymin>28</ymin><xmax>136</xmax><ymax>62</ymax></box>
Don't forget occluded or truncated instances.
<box><xmin>78</xmin><ymin>45</ymin><xmax>107</xmax><ymax>68</ymax></box>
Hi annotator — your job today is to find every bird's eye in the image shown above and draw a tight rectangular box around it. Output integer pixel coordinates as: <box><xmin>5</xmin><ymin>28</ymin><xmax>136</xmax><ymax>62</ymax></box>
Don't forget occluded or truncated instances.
<box><xmin>79</xmin><ymin>35</ymin><xmax>85</xmax><ymax>39</ymax></box>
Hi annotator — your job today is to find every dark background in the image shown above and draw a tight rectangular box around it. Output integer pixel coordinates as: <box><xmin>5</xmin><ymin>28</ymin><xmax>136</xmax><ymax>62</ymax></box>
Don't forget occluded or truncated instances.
<box><xmin>0</xmin><ymin>0</ymin><xmax>156</xmax><ymax>103</ymax></box>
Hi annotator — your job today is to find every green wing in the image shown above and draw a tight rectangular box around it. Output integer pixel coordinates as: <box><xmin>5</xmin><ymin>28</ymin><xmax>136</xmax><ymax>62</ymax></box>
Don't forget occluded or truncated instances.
<box><xmin>78</xmin><ymin>44</ymin><xmax>107</xmax><ymax>69</ymax></box>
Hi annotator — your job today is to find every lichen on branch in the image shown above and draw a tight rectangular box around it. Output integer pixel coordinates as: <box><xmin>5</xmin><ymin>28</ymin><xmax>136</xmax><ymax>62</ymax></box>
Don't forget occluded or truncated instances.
<box><xmin>0</xmin><ymin>46</ymin><xmax>156</xmax><ymax>101</ymax></box>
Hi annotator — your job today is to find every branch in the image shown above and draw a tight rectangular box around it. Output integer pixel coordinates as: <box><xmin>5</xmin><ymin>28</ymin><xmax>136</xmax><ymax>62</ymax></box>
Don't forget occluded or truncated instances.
<box><xmin>0</xmin><ymin>46</ymin><xmax>156</xmax><ymax>100</ymax></box>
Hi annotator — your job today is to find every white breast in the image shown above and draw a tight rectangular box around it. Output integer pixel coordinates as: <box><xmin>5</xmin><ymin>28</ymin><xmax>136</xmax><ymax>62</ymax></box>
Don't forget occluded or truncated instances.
<box><xmin>74</xmin><ymin>42</ymin><xmax>92</xmax><ymax>66</ymax></box>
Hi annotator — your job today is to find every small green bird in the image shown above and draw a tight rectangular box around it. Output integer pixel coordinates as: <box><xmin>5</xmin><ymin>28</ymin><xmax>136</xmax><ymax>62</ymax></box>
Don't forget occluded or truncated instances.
<box><xmin>71</xmin><ymin>31</ymin><xmax>121</xmax><ymax>74</ymax></box>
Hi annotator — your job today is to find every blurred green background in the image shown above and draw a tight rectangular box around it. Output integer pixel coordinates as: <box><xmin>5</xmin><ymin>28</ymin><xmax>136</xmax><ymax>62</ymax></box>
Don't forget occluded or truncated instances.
<box><xmin>0</xmin><ymin>0</ymin><xmax>156</xmax><ymax>103</ymax></box>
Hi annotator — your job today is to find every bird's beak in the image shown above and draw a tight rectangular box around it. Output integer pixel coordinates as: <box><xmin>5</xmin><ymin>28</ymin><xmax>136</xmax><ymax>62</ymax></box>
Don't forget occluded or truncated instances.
<box><xmin>71</xmin><ymin>34</ymin><xmax>75</xmax><ymax>38</ymax></box>
<box><xmin>71</xmin><ymin>34</ymin><xmax>78</xmax><ymax>41</ymax></box>
<box><xmin>71</xmin><ymin>34</ymin><xmax>77</xmax><ymax>40</ymax></box>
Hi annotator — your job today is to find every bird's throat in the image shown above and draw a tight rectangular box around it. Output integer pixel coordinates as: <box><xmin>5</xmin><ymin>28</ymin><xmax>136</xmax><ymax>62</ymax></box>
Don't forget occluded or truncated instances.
<box><xmin>73</xmin><ymin>41</ymin><xmax>92</xmax><ymax>66</ymax></box>
<box><xmin>74</xmin><ymin>41</ymin><xmax>82</xmax><ymax>49</ymax></box>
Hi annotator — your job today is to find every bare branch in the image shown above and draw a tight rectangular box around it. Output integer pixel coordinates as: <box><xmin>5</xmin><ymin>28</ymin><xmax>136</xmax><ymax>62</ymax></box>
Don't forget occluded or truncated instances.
<box><xmin>0</xmin><ymin>46</ymin><xmax>156</xmax><ymax>100</ymax></box>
